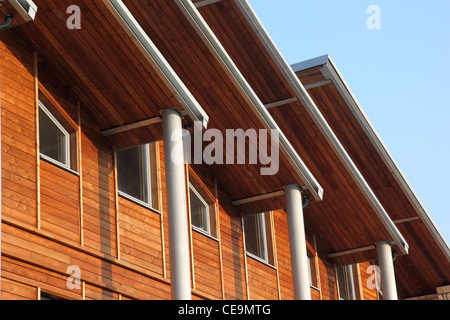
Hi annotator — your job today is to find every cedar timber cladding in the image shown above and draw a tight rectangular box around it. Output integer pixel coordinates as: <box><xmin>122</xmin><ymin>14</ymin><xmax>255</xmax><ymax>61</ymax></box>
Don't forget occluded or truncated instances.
<box><xmin>0</xmin><ymin>0</ymin><xmax>449</xmax><ymax>301</ymax></box>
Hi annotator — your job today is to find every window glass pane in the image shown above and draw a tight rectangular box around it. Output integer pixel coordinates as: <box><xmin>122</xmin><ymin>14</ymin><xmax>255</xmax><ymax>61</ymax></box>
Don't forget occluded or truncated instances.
<box><xmin>244</xmin><ymin>213</ymin><xmax>268</xmax><ymax>261</ymax></box>
<box><xmin>190</xmin><ymin>185</ymin><xmax>209</xmax><ymax>233</ymax></box>
<box><xmin>337</xmin><ymin>266</ymin><xmax>349</xmax><ymax>300</ymax></box>
<box><xmin>117</xmin><ymin>144</ymin><xmax>151</xmax><ymax>205</ymax></box>
<box><xmin>40</xmin><ymin>105</ymin><xmax>68</xmax><ymax>166</ymax></box>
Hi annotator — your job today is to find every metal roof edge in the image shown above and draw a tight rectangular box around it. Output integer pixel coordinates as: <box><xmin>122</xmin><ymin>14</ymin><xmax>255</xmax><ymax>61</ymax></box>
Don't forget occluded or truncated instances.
<box><xmin>291</xmin><ymin>54</ymin><xmax>329</xmax><ymax>73</ymax></box>
<box><xmin>174</xmin><ymin>0</ymin><xmax>324</xmax><ymax>202</ymax></box>
<box><xmin>234</xmin><ymin>0</ymin><xmax>409</xmax><ymax>255</ymax></box>
<box><xmin>321</xmin><ymin>56</ymin><xmax>450</xmax><ymax>261</ymax></box>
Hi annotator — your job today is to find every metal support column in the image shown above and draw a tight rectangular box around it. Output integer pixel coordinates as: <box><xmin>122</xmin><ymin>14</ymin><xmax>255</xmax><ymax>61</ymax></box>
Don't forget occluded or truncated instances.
<box><xmin>376</xmin><ymin>241</ymin><xmax>398</xmax><ymax>300</ymax></box>
<box><xmin>285</xmin><ymin>184</ymin><xmax>311</xmax><ymax>300</ymax></box>
<box><xmin>162</xmin><ymin>108</ymin><xmax>192</xmax><ymax>300</ymax></box>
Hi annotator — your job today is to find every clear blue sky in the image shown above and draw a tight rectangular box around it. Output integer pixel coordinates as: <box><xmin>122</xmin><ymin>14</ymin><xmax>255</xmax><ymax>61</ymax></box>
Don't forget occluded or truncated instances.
<box><xmin>249</xmin><ymin>0</ymin><xmax>450</xmax><ymax>243</ymax></box>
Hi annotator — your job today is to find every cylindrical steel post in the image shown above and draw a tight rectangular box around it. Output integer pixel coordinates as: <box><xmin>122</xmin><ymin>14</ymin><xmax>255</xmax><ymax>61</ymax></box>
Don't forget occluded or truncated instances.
<box><xmin>285</xmin><ymin>184</ymin><xmax>311</xmax><ymax>300</ymax></box>
<box><xmin>376</xmin><ymin>241</ymin><xmax>398</xmax><ymax>300</ymax></box>
<box><xmin>162</xmin><ymin>108</ymin><xmax>192</xmax><ymax>300</ymax></box>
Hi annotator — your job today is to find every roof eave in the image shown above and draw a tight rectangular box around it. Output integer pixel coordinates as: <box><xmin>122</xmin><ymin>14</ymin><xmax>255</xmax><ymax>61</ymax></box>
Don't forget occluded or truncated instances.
<box><xmin>318</xmin><ymin>56</ymin><xmax>450</xmax><ymax>261</ymax></box>
<box><xmin>234</xmin><ymin>0</ymin><xmax>409</xmax><ymax>255</ymax></box>
<box><xmin>174</xmin><ymin>0</ymin><xmax>324</xmax><ymax>202</ymax></box>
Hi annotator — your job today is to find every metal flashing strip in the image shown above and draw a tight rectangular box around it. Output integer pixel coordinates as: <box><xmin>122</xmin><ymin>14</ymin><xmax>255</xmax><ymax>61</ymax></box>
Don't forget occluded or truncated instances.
<box><xmin>7</xmin><ymin>0</ymin><xmax>37</xmax><ymax>22</ymax></box>
<box><xmin>101</xmin><ymin>116</ymin><xmax>162</xmax><ymax>136</ymax></box>
<box><xmin>327</xmin><ymin>245</ymin><xmax>376</xmax><ymax>260</ymax></box>
<box><xmin>194</xmin><ymin>0</ymin><xmax>223</xmax><ymax>8</ymax></box>
<box><xmin>232</xmin><ymin>190</ymin><xmax>285</xmax><ymax>206</ymax></box>
<box><xmin>234</xmin><ymin>0</ymin><xmax>409</xmax><ymax>255</ymax></box>
<box><xmin>174</xmin><ymin>0</ymin><xmax>324</xmax><ymax>202</ymax></box>
<box><xmin>291</xmin><ymin>54</ymin><xmax>329</xmax><ymax>73</ymax></box>
<box><xmin>103</xmin><ymin>0</ymin><xmax>209</xmax><ymax>130</ymax></box>
<box><xmin>321</xmin><ymin>56</ymin><xmax>450</xmax><ymax>261</ymax></box>
<box><xmin>265</xmin><ymin>97</ymin><xmax>298</xmax><ymax>110</ymax></box>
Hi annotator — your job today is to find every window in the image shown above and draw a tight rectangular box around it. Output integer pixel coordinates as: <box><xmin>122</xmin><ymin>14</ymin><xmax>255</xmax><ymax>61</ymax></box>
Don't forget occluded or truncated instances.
<box><xmin>117</xmin><ymin>144</ymin><xmax>151</xmax><ymax>206</ymax></box>
<box><xmin>308</xmin><ymin>256</ymin><xmax>318</xmax><ymax>288</ymax></box>
<box><xmin>187</xmin><ymin>167</ymin><xmax>218</xmax><ymax>238</ymax></box>
<box><xmin>189</xmin><ymin>183</ymin><xmax>210</xmax><ymax>234</ymax></box>
<box><xmin>244</xmin><ymin>212</ymin><xmax>274</xmax><ymax>265</ymax></box>
<box><xmin>39</xmin><ymin>101</ymin><xmax>70</xmax><ymax>168</ymax></box>
<box><xmin>337</xmin><ymin>265</ymin><xmax>356</xmax><ymax>300</ymax></box>
<box><xmin>116</xmin><ymin>142</ymin><xmax>160</xmax><ymax>211</ymax></box>
<box><xmin>40</xmin><ymin>292</ymin><xmax>67</xmax><ymax>300</ymax></box>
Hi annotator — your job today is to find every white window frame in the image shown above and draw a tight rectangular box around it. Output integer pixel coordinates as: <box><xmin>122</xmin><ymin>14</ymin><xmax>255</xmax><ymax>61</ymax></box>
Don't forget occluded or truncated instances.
<box><xmin>189</xmin><ymin>183</ymin><xmax>211</xmax><ymax>236</ymax></box>
<box><xmin>244</xmin><ymin>212</ymin><xmax>270</xmax><ymax>264</ymax></box>
<box><xmin>39</xmin><ymin>100</ymin><xmax>71</xmax><ymax>169</ymax></box>
<box><xmin>337</xmin><ymin>264</ymin><xmax>356</xmax><ymax>300</ymax></box>
<box><xmin>117</xmin><ymin>143</ymin><xmax>152</xmax><ymax>208</ymax></box>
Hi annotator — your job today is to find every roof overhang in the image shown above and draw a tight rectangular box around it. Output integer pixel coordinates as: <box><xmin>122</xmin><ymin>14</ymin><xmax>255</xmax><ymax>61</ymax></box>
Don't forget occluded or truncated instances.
<box><xmin>103</xmin><ymin>0</ymin><xmax>209</xmax><ymax>130</ymax></box>
<box><xmin>0</xmin><ymin>0</ymin><xmax>37</xmax><ymax>30</ymax></box>
<box><xmin>233</xmin><ymin>0</ymin><xmax>409</xmax><ymax>256</ymax></box>
<box><xmin>293</xmin><ymin>54</ymin><xmax>450</xmax><ymax>261</ymax></box>
<box><xmin>293</xmin><ymin>54</ymin><xmax>450</xmax><ymax>296</ymax></box>
<box><xmin>175</xmin><ymin>0</ymin><xmax>323</xmax><ymax>202</ymax></box>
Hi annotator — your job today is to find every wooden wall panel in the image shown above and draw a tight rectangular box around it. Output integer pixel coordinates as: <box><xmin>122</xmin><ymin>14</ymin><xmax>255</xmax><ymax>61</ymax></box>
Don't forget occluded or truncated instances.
<box><xmin>84</xmin><ymin>283</ymin><xmax>119</xmax><ymax>300</ymax></box>
<box><xmin>317</xmin><ymin>254</ymin><xmax>339</xmax><ymax>300</ymax></box>
<box><xmin>1</xmin><ymin>223</ymin><xmax>172</xmax><ymax>300</ymax></box>
<box><xmin>273</xmin><ymin>209</ymin><xmax>294</xmax><ymax>300</ymax></box>
<box><xmin>359</xmin><ymin>261</ymin><xmax>379</xmax><ymax>300</ymax></box>
<box><xmin>1</xmin><ymin>32</ymin><xmax>37</xmax><ymax>227</ymax></box>
<box><xmin>118</xmin><ymin>197</ymin><xmax>164</xmax><ymax>276</ymax></box>
<box><xmin>1</xmin><ymin>278</ymin><xmax>37</xmax><ymax>300</ymax></box>
<box><xmin>40</xmin><ymin>160</ymin><xmax>80</xmax><ymax>243</ymax></box>
<box><xmin>192</xmin><ymin>231</ymin><xmax>222</xmax><ymax>299</ymax></box>
<box><xmin>247</xmin><ymin>257</ymin><xmax>278</xmax><ymax>300</ymax></box>
<box><xmin>1</xmin><ymin>256</ymin><xmax>81</xmax><ymax>300</ymax></box>
<box><xmin>80</xmin><ymin>115</ymin><xmax>117</xmax><ymax>257</ymax></box>
<box><xmin>217</xmin><ymin>195</ymin><xmax>247</xmax><ymax>300</ymax></box>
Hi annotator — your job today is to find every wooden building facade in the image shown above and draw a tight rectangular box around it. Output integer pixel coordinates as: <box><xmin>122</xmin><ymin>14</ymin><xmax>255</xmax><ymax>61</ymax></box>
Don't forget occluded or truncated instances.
<box><xmin>0</xmin><ymin>0</ymin><xmax>449</xmax><ymax>300</ymax></box>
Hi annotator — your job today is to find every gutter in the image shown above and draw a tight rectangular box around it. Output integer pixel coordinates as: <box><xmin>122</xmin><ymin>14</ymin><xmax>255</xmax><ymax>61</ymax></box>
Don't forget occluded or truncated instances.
<box><xmin>103</xmin><ymin>0</ymin><xmax>209</xmax><ymax>130</ymax></box>
<box><xmin>234</xmin><ymin>0</ymin><xmax>409</xmax><ymax>255</ymax></box>
<box><xmin>174</xmin><ymin>0</ymin><xmax>324</xmax><ymax>202</ymax></box>
<box><xmin>297</xmin><ymin>55</ymin><xmax>450</xmax><ymax>261</ymax></box>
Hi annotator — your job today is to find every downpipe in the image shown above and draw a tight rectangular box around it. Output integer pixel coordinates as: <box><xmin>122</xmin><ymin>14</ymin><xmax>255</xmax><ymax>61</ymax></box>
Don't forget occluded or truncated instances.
<box><xmin>0</xmin><ymin>14</ymin><xmax>13</xmax><ymax>31</ymax></box>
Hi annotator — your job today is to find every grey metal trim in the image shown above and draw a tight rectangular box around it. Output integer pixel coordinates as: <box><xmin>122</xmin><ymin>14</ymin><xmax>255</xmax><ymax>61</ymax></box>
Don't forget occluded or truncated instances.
<box><xmin>321</xmin><ymin>56</ymin><xmax>450</xmax><ymax>261</ymax></box>
<box><xmin>232</xmin><ymin>190</ymin><xmax>285</xmax><ymax>206</ymax></box>
<box><xmin>174</xmin><ymin>0</ymin><xmax>324</xmax><ymax>202</ymax></box>
<box><xmin>327</xmin><ymin>245</ymin><xmax>376</xmax><ymax>259</ymax></box>
<box><xmin>194</xmin><ymin>0</ymin><xmax>223</xmax><ymax>8</ymax></box>
<box><xmin>264</xmin><ymin>97</ymin><xmax>298</xmax><ymax>110</ymax></box>
<box><xmin>101</xmin><ymin>116</ymin><xmax>162</xmax><ymax>136</ymax></box>
<box><xmin>7</xmin><ymin>0</ymin><xmax>37</xmax><ymax>22</ymax></box>
<box><xmin>303</xmin><ymin>80</ymin><xmax>332</xmax><ymax>90</ymax></box>
<box><xmin>103</xmin><ymin>0</ymin><xmax>209</xmax><ymax>130</ymax></box>
<box><xmin>234</xmin><ymin>0</ymin><xmax>409</xmax><ymax>255</ymax></box>
<box><xmin>393</xmin><ymin>217</ymin><xmax>420</xmax><ymax>225</ymax></box>
<box><xmin>291</xmin><ymin>54</ymin><xmax>329</xmax><ymax>73</ymax></box>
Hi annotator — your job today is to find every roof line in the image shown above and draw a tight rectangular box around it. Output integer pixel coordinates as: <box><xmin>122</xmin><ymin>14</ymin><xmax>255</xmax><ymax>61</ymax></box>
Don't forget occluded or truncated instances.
<box><xmin>234</xmin><ymin>0</ymin><xmax>409</xmax><ymax>255</ymax></box>
<box><xmin>291</xmin><ymin>54</ymin><xmax>329</xmax><ymax>73</ymax></box>
<box><xmin>103</xmin><ymin>0</ymin><xmax>209</xmax><ymax>130</ymax></box>
<box><xmin>173</xmin><ymin>0</ymin><xmax>324</xmax><ymax>202</ymax></box>
<box><xmin>321</xmin><ymin>56</ymin><xmax>450</xmax><ymax>261</ymax></box>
